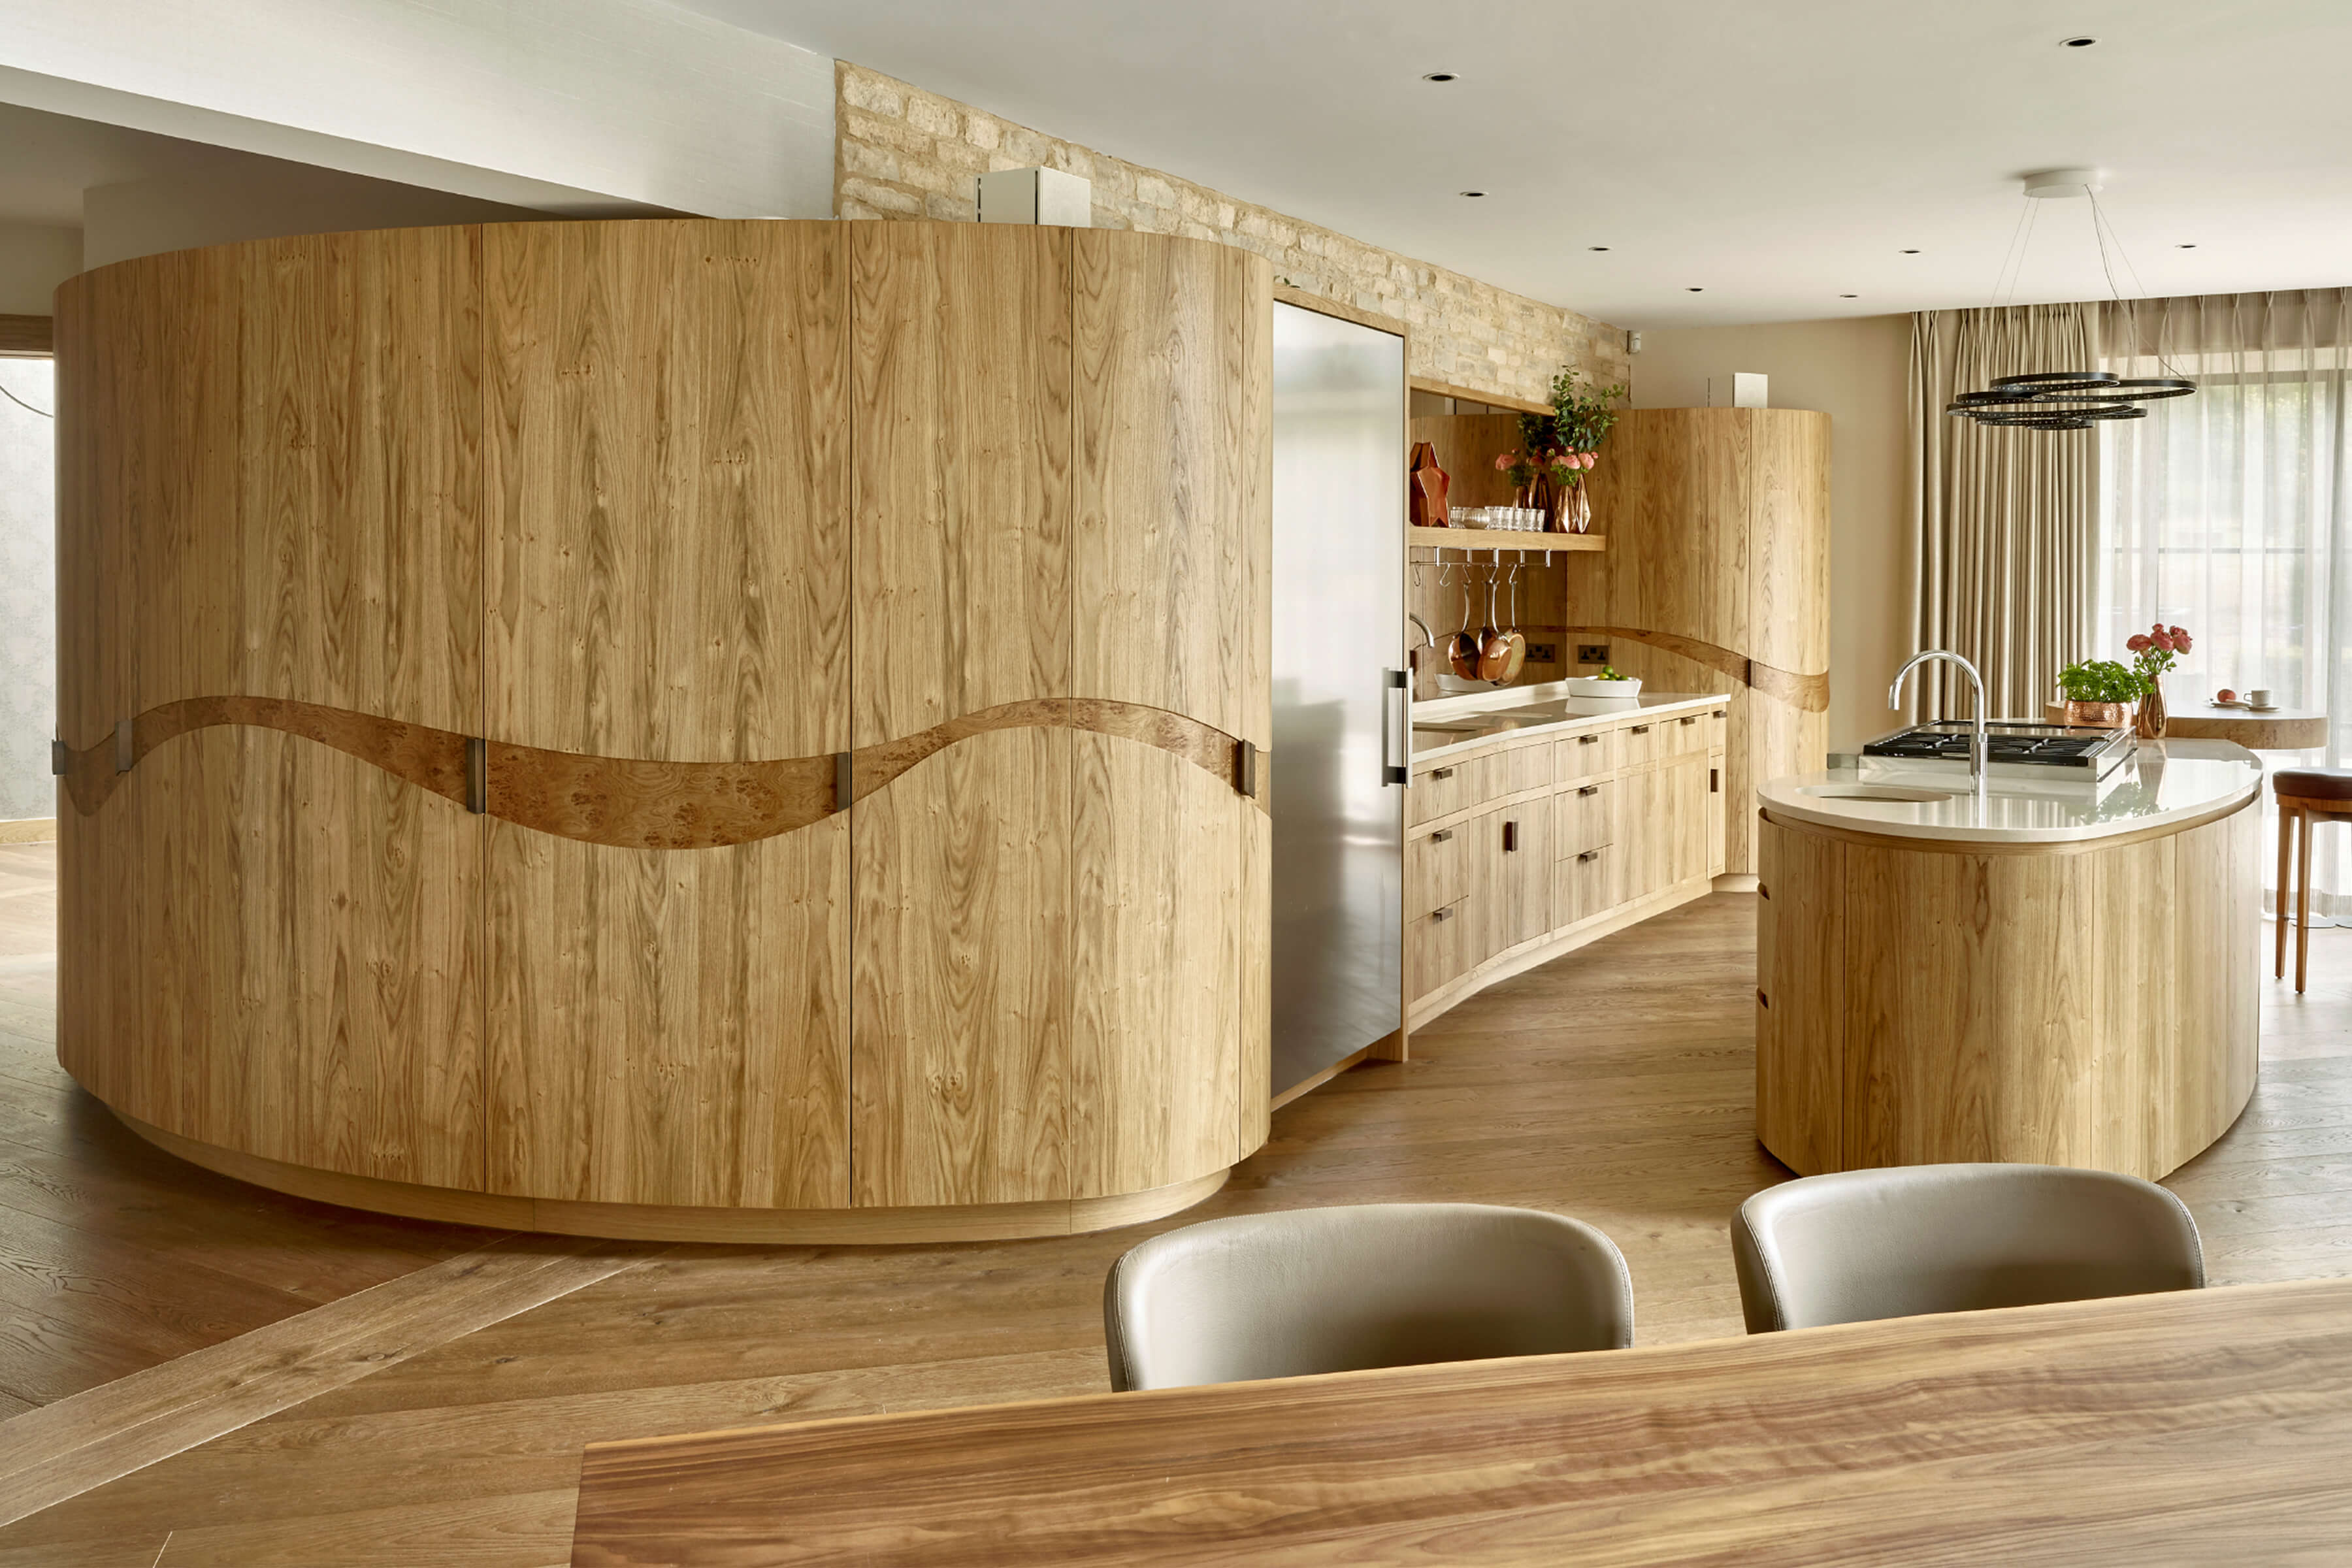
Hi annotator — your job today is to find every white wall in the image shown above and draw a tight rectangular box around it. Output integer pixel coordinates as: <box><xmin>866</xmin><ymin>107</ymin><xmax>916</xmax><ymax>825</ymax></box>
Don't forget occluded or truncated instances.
<box><xmin>1630</xmin><ymin>315</ymin><xmax>1912</xmax><ymax>753</ymax></box>
<box><xmin>82</xmin><ymin>161</ymin><xmax>542</xmax><ymax>270</ymax></box>
<box><xmin>0</xmin><ymin>220</ymin><xmax>78</xmax><ymax>313</ymax></box>
<box><xmin>0</xmin><ymin>0</ymin><xmax>835</xmax><ymax>218</ymax></box>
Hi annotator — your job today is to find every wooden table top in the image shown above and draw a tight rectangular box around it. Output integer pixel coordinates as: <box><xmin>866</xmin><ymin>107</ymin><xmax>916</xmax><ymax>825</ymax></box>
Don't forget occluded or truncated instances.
<box><xmin>569</xmin><ymin>1277</ymin><xmax>2352</xmax><ymax>1567</ymax></box>
<box><xmin>2045</xmin><ymin>700</ymin><xmax>2328</xmax><ymax>750</ymax></box>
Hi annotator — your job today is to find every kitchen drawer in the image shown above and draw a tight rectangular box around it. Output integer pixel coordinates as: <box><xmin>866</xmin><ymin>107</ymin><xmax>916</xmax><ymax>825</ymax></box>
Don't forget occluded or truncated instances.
<box><xmin>1494</xmin><ymin>741</ymin><xmax>1552</xmax><ymax>798</ymax></box>
<box><xmin>1408</xmin><ymin>753</ymin><xmax>1495</xmax><ymax>826</ymax></box>
<box><xmin>1407</xmin><ymin>821</ymin><xmax>1471</xmax><ymax>911</ymax></box>
<box><xmin>1407</xmin><ymin>898</ymin><xmax>1474</xmax><ymax>1001</ymax></box>
<box><xmin>1618</xmin><ymin>717</ymin><xmax>1665</xmax><ymax>765</ymax></box>
<box><xmin>1556</xmin><ymin>728</ymin><xmax>1621</xmax><ymax>782</ymax></box>
<box><xmin>1554</xmin><ymin>841</ymin><xmax>1627</xmax><ymax>928</ymax></box>
<box><xmin>1554</xmin><ymin>776</ymin><xmax>1618</xmax><ymax>857</ymax></box>
<box><xmin>1665</xmin><ymin>709</ymin><xmax>1714</xmax><ymax>755</ymax></box>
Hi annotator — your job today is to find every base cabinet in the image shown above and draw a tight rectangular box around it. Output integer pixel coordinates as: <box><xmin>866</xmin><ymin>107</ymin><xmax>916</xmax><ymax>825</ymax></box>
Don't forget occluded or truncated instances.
<box><xmin>1406</xmin><ymin>704</ymin><xmax>1725</xmax><ymax>1021</ymax></box>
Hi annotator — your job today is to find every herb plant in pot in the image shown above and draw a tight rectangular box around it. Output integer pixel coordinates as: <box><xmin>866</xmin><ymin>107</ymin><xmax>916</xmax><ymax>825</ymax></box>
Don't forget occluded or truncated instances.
<box><xmin>2055</xmin><ymin>659</ymin><xmax>2146</xmax><ymax>730</ymax></box>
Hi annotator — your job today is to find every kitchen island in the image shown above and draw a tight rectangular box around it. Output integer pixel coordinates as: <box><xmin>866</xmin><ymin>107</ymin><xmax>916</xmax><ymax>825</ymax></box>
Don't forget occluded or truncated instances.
<box><xmin>1754</xmin><ymin>738</ymin><xmax>2264</xmax><ymax>1180</ymax></box>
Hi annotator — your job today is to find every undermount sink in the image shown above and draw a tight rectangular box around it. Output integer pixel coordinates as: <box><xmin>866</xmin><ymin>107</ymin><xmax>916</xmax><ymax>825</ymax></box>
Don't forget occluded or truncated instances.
<box><xmin>1799</xmin><ymin>784</ymin><xmax>1960</xmax><ymax>804</ymax></box>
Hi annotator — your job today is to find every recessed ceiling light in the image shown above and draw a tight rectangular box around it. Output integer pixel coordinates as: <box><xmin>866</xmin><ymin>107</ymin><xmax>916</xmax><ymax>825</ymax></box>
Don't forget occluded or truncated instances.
<box><xmin>2176</xmin><ymin>242</ymin><xmax>2198</xmax><ymax>249</ymax></box>
<box><xmin>1588</xmin><ymin>246</ymin><xmax>1610</xmax><ymax>252</ymax></box>
<box><xmin>1459</xmin><ymin>189</ymin><xmax>1486</xmax><ymax>198</ymax></box>
<box><xmin>2061</xmin><ymin>35</ymin><xmax>2097</xmax><ymax>47</ymax></box>
<box><xmin>1901</xmin><ymin>248</ymin><xmax>1921</xmax><ymax>254</ymax></box>
<box><xmin>1840</xmin><ymin>293</ymin><xmax>1859</xmax><ymax>299</ymax></box>
<box><xmin>1421</xmin><ymin>71</ymin><xmax>1458</xmax><ymax>82</ymax></box>
<box><xmin>1687</xmin><ymin>287</ymin><xmax>1704</xmax><ymax>293</ymax></box>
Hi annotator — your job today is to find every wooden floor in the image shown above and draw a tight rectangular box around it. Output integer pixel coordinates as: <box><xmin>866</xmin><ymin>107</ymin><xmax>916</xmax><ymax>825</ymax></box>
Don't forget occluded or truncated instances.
<box><xmin>0</xmin><ymin>860</ymin><xmax>2347</xmax><ymax>1563</ymax></box>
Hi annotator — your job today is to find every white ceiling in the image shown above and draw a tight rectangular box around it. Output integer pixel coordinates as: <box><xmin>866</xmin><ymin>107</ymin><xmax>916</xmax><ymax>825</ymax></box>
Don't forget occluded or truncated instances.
<box><xmin>676</xmin><ymin>0</ymin><xmax>2352</xmax><ymax>327</ymax></box>
<box><xmin>0</xmin><ymin>101</ymin><xmax>240</xmax><ymax>227</ymax></box>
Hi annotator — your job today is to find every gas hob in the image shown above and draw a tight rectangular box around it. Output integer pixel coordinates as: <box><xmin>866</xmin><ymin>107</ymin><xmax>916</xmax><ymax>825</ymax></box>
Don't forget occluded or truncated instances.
<box><xmin>1859</xmin><ymin>721</ymin><xmax>2136</xmax><ymax>783</ymax></box>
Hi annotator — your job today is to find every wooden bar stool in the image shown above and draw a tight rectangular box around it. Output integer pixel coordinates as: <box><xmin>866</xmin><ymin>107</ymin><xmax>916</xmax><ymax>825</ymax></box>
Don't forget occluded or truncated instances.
<box><xmin>2276</xmin><ymin>768</ymin><xmax>2352</xmax><ymax>992</ymax></box>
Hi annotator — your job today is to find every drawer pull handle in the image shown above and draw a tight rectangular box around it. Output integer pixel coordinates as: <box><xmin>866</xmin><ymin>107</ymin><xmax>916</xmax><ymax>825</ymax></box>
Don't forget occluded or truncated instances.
<box><xmin>1578</xmin><ymin>785</ymin><xmax>1600</xmax><ymax>796</ymax></box>
<box><xmin>1631</xmin><ymin>724</ymin><xmax>1651</xmax><ymax>734</ymax></box>
<box><xmin>1431</xmin><ymin>907</ymin><xmax>1454</xmax><ymax>923</ymax></box>
<box><xmin>1578</xmin><ymin>734</ymin><xmax>1600</xmax><ymax>745</ymax></box>
<box><xmin>1680</xmin><ymin>715</ymin><xmax>1696</xmax><ymax>725</ymax></box>
<box><xmin>1503</xmin><ymin>820</ymin><xmax>1518</xmax><ymax>853</ymax></box>
<box><xmin>1429</xmin><ymin>766</ymin><xmax>1454</xmax><ymax>781</ymax></box>
<box><xmin>1757</xmin><ymin>989</ymin><xmax>1770</xmax><ymax>1009</ymax></box>
<box><xmin>1710</xmin><ymin>768</ymin><xmax>1720</xmax><ymax>793</ymax></box>
<box><xmin>1759</xmin><ymin>883</ymin><xmax>1771</xmax><ymax>900</ymax></box>
<box><xmin>1429</xmin><ymin>828</ymin><xmax>1453</xmax><ymax>843</ymax></box>
<box><xmin>1578</xmin><ymin>848</ymin><xmax>1602</xmax><ymax>862</ymax></box>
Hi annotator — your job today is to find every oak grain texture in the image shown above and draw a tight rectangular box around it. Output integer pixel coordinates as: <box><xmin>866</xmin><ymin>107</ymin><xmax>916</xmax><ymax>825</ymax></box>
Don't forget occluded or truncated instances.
<box><xmin>1759</xmin><ymin>802</ymin><xmax>2261</xmax><ymax>1179</ymax></box>
<box><xmin>480</xmin><ymin>220</ymin><xmax>852</xmax><ymax>1211</ymax></box>
<box><xmin>571</xmin><ymin>1279</ymin><xmax>2352</xmax><ymax>1568</ymax></box>
<box><xmin>0</xmin><ymin>315</ymin><xmax>49</xmax><ymax>356</ymax></box>
<box><xmin>1575</xmin><ymin>410</ymin><xmax>1829</xmax><ymax>875</ymax></box>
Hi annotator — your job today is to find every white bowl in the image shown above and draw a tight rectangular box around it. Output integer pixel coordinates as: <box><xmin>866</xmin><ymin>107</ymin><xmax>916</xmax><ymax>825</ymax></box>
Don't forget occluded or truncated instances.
<box><xmin>1563</xmin><ymin>676</ymin><xmax>1641</xmax><ymax>699</ymax></box>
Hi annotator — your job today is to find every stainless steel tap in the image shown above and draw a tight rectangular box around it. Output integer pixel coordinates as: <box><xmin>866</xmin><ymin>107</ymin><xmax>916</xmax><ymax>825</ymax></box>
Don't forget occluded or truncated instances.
<box><xmin>1888</xmin><ymin>649</ymin><xmax>1989</xmax><ymax>788</ymax></box>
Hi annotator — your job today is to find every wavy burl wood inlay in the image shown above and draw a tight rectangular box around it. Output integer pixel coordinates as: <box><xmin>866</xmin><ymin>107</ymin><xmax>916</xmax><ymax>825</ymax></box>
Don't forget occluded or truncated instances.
<box><xmin>1561</xmin><ymin>625</ymin><xmax>1830</xmax><ymax>713</ymax></box>
<box><xmin>61</xmin><ymin>696</ymin><xmax>1265</xmax><ymax>845</ymax></box>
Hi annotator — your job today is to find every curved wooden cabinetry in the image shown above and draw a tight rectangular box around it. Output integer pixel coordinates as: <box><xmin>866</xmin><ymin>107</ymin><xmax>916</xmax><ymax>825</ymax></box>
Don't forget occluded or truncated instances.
<box><xmin>1755</xmin><ymin>800</ymin><xmax>2261</xmax><ymax>1181</ymax></box>
<box><xmin>1575</xmin><ymin>409</ymin><xmax>1830</xmax><ymax>875</ymax></box>
<box><xmin>56</xmin><ymin>220</ymin><xmax>1271</xmax><ymax>1241</ymax></box>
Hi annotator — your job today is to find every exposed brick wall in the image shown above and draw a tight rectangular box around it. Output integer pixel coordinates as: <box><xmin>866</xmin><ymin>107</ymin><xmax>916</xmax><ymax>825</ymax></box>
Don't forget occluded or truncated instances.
<box><xmin>834</xmin><ymin>62</ymin><xmax>1630</xmax><ymax>406</ymax></box>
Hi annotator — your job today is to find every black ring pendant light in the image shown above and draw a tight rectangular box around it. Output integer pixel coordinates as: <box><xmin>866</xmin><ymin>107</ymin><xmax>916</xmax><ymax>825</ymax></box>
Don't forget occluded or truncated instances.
<box><xmin>1944</xmin><ymin>171</ymin><xmax>2197</xmax><ymax>432</ymax></box>
<box><xmin>1948</xmin><ymin>370</ymin><xmax>2198</xmax><ymax>431</ymax></box>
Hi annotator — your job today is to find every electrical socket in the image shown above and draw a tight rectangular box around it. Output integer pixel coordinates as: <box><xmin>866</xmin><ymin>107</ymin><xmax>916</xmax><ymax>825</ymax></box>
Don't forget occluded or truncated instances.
<box><xmin>1527</xmin><ymin>643</ymin><xmax>1558</xmax><ymax>663</ymax></box>
<box><xmin>1576</xmin><ymin>643</ymin><xmax>1610</xmax><ymax>665</ymax></box>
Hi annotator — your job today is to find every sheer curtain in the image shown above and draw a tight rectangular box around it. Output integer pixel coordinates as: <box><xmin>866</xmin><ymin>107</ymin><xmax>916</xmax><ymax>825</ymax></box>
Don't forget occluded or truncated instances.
<box><xmin>1910</xmin><ymin>304</ymin><xmax>2100</xmax><ymax>721</ymax></box>
<box><xmin>2098</xmin><ymin>289</ymin><xmax>2352</xmax><ymax>917</ymax></box>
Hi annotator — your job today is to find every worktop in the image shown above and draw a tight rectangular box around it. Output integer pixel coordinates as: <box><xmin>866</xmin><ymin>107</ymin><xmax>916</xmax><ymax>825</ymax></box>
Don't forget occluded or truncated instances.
<box><xmin>1756</xmin><ymin>736</ymin><xmax>2261</xmax><ymax>1180</ymax></box>
<box><xmin>1758</xmin><ymin>738</ymin><xmax>2263</xmax><ymax>845</ymax></box>
<box><xmin>1411</xmin><ymin>683</ymin><xmax>1725</xmax><ymax>762</ymax></box>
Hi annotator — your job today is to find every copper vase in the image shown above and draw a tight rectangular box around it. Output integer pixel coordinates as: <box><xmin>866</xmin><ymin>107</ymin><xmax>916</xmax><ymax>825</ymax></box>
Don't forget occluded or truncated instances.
<box><xmin>2134</xmin><ymin>679</ymin><xmax>2168</xmax><ymax>739</ymax></box>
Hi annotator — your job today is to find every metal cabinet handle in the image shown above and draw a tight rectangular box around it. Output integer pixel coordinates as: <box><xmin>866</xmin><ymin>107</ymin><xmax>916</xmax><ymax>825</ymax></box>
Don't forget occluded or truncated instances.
<box><xmin>1503</xmin><ymin>820</ymin><xmax>1519</xmax><ymax>853</ymax></box>
<box><xmin>1431</xmin><ymin>906</ymin><xmax>1454</xmax><ymax>923</ymax></box>
<box><xmin>1383</xmin><ymin>668</ymin><xmax>1410</xmax><ymax>785</ymax></box>
<box><xmin>1680</xmin><ymin>715</ymin><xmax>1697</xmax><ymax>725</ymax></box>
<box><xmin>1429</xmin><ymin>766</ymin><xmax>1454</xmax><ymax>781</ymax></box>
<box><xmin>1710</xmin><ymin>768</ymin><xmax>1720</xmax><ymax>792</ymax></box>
<box><xmin>1429</xmin><ymin>828</ymin><xmax>1453</xmax><ymax>843</ymax></box>
<box><xmin>1578</xmin><ymin>734</ymin><xmax>1600</xmax><ymax>745</ymax></box>
<box><xmin>1578</xmin><ymin>848</ymin><xmax>1602</xmax><ymax>862</ymax></box>
<box><xmin>1578</xmin><ymin>784</ymin><xmax>1600</xmax><ymax>796</ymax></box>
<box><xmin>1631</xmin><ymin>724</ymin><xmax>1651</xmax><ymax>734</ymax></box>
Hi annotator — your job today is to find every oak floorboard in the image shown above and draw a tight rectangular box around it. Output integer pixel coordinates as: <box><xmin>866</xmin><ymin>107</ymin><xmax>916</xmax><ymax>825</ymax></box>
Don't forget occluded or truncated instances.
<box><xmin>0</xmin><ymin>894</ymin><xmax>2348</xmax><ymax>1565</ymax></box>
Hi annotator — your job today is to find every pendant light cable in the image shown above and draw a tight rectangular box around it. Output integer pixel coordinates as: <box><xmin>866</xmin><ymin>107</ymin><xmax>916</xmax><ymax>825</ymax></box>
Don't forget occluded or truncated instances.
<box><xmin>0</xmin><ymin>384</ymin><xmax>50</xmax><ymax>419</ymax></box>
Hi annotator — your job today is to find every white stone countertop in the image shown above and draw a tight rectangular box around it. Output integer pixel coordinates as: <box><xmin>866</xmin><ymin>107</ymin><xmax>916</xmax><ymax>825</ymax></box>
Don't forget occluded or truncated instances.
<box><xmin>1758</xmin><ymin>738</ymin><xmax>2264</xmax><ymax>845</ymax></box>
<box><xmin>1409</xmin><ymin>683</ymin><xmax>1725</xmax><ymax>764</ymax></box>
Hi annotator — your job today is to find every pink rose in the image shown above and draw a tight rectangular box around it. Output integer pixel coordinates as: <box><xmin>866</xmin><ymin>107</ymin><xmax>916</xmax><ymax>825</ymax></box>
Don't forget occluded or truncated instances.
<box><xmin>1580</xmin><ymin>451</ymin><xmax>1597</xmax><ymax>468</ymax></box>
<box><xmin>2152</xmin><ymin>633</ymin><xmax>2175</xmax><ymax>653</ymax></box>
<box><xmin>1492</xmin><ymin>453</ymin><xmax>1512</xmax><ymax>472</ymax></box>
<box><xmin>2168</xmin><ymin>626</ymin><xmax>2187</xmax><ymax>640</ymax></box>
<box><xmin>2127</xmin><ymin>634</ymin><xmax>2151</xmax><ymax>652</ymax></box>
<box><xmin>2176</xmin><ymin>633</ymin><xmax>2193</xmax><ymax>652</ymax></box>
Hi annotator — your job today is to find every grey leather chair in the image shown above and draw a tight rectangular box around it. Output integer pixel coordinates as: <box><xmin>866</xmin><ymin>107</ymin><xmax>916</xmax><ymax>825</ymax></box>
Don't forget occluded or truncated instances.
<box><xmin>1103</xmin><ymin>1202</ymin><xmax>1633</xmax><ymax>1392</ymax></box>
<box><xmin>1732</xmin><ymin>1163</ymin><xmax>2204</xmax><ymax>1333</ymax></box>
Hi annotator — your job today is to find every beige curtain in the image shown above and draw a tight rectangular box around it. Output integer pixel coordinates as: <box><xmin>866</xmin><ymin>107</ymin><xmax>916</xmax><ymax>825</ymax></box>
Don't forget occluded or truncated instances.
<box><xmin>1908</xmin><ymin>304</ymin><xmax>2099</xmax><ymax>721</ymax></box>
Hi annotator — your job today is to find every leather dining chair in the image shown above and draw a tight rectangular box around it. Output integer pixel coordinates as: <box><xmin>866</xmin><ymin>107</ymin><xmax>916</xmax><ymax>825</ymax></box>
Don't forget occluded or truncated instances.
<box><xmin>1103</xmin><ymin>1203</ymin><xmax>1633</xmax><ymax>1392</ymax></box>
<box><xmin>1732</xmin><ymin>1164</ymin><xmax>2204</xmax><ymax>1333</ymax></box>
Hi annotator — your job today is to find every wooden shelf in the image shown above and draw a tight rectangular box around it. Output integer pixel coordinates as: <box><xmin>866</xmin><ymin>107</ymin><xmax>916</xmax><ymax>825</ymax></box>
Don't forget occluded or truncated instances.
<box><xmin>1410</xmin><ymin>527</ymin><xmax>1604</xmax><ymax>552</ymax></box>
